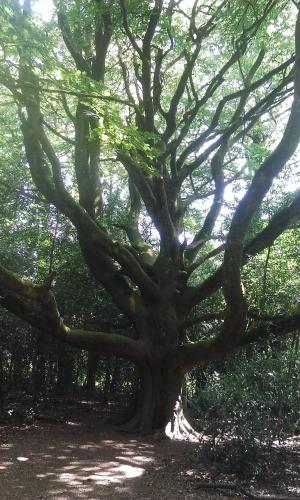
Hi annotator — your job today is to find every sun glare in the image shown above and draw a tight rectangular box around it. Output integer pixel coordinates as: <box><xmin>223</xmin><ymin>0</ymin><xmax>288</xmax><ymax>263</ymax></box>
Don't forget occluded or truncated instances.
<box><xmin>33</xmin><ymin>0</ymin><xmax>54</xmax><ymax>21</ymax></box>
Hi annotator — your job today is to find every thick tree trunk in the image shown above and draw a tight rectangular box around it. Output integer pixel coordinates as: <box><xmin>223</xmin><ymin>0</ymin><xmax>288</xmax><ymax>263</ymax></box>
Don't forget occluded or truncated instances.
<box><xmin>120</xmin><ymin>362</ymin><xmax>199</xmax><ymax>440</ymax></box>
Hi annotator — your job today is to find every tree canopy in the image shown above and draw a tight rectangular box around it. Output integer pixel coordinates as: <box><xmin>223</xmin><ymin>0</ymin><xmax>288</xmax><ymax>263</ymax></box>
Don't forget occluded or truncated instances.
<box><xmin>0</xmin><ymin>0</ymin><xmax>300</xmax><ymax>435</ymax></box>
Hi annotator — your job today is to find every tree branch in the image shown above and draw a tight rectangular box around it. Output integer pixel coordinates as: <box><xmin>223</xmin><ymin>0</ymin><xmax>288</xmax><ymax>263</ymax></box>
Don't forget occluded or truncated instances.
<box><xmin>119</xmin><ymin>0</ymin><xmax>143</xmax><ymax>57</ymax></box>
<box><xmin>220</xmin><ymin>8</ymin><xmax>300</xmax><ymax>349</ymax></box>
<box><xmin>175</xmin><ymin>312</ymin><xmax>300</xmax><ymax>370</ymax></box>
<box><xmin>92</xmin><ymin>1</ymin><xmax>113</xmax><ymax>81</ymax></box>
<box><xmin>42</xmin><ymin>119</ymin><xmax>75</xmax><ymax>145</ymax></box>
<box><xmin>183</xmin><ymin>185</ymin><xmax>300</xmax><ymax>313</ymax></box>
<box><xmin>57</xmin><ymin>9</ymin><xmax>91</xmax><ymax>76</ymax></box>
<box><xmin>0</xmin><ymin>265</ymin><xmax>146</xmax><ymax>363</ymax></box>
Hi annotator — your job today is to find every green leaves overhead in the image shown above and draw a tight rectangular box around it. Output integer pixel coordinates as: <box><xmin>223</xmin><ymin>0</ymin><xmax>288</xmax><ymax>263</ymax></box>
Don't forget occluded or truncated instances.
<box><xmin>1</xmin><ymin>0</ymin><xmax>300</xmax><ymax>374</ymax></box>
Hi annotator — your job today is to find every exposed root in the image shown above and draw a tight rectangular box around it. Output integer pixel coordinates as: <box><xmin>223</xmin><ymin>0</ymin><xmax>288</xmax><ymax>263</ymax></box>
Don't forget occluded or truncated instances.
<box><xmin>108</xmin><ymin>392</ymin><xmax>201</xmax><ymax>441</ymax></box>
<box><xmin>165</xmin><ymin>416</ymin><xmax>200</xmax><ymax>441</ymax></box>
<box><xmin>165</xmin><ymin>399</ymin><xmax>200</xmax><ymax>442</ymax></box>
<box><xmin>113</xmin><ymin>410</ymin><xmax>200</xmax><ymax>441</ymax></box>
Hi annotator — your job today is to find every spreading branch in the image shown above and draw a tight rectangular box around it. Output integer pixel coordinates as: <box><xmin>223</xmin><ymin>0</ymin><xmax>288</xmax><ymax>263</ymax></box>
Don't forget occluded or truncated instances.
<box><xmin>0</xmin><ymin>265</ymin><xmax>146</xmax><ymax>362</ymax></box>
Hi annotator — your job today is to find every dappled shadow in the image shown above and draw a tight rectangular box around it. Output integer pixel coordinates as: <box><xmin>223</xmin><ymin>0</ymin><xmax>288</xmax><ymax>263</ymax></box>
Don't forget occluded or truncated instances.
<box><xmin>2</xmin><ymin>401</ymin><xmax>298</xmax><ymax>500</ymax></box>
<box><xmin>0</xmin><ymin>415</ymin><xmax>198</xmax><ymax>499</ymax></box>
<box><xmin>1</xmin><ymin>417</ymin><xmax>299</xmax><ymax>499</ymax></box>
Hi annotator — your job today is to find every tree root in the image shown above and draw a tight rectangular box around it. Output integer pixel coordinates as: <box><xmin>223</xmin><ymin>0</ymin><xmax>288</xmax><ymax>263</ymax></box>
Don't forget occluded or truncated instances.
<box><xmin>195</xmin><ymin>481</ymin><xmax>299</xmax><ymax>500</ymax></box>
<box><xmin>166</xmin><ymin>408</ymin><xmax>200</xmax><ymax>442</ymax></box>
<box><xmin>106</xmin><ymin>395</ymin><xmax>201</xmax><ymax>441</ymax></box>
<box><xmin>111</xmin><ymin>411</ymin><xmax>201</xmax><ymax>441</ymax></box>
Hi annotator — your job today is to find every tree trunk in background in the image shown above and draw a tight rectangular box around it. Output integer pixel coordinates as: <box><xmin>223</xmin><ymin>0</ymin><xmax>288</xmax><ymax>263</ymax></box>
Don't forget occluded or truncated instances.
<box><xmin>56</xmin><ymin>349</ymin><xmax>75</xmax><ymax>393</ymax></box>
<box><xmin>86</xmin><ymin>350</ymin><xmax>99</xmax><ymax>392</ymax></box>
<box><xmin>110</xmin><ymin>358</ymin><xmax>120</xmax><ymax>395</ymax></box>
<box><xmin>103</xmin><ymin>358</ymin><xmax>112</xmax><ymax>402</ymax></box>
<box><xmin>12</xmin><ymin>344</ymin><xmax>23</xmax><ymax>391</ymax></box>
<box><xmin>0</xmin><ymin>347</ymin><xmax>4</xmax><ymax>409</ymax></box>
<box><xmin>48</xmin><ymin>358</ymin><xmax>56</xmax><ymax>389</ymax></box>
<box><xmin>33</xmin><ymin>336</ymin><xmax>46</xmax><ymax>396</ymax></box>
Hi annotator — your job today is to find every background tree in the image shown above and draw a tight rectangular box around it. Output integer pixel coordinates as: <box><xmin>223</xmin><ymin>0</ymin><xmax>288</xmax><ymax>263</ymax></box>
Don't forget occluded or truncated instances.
<box><xmin>0</xmin><ymin>0</ymin><xmax>300</xmax><ymax>437</ymax></box>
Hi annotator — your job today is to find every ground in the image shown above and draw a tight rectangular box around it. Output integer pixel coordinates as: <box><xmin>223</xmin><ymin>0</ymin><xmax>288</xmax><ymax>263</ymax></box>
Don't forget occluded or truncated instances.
<box><xmin>0</xmin><ymin>398</ymin><xmax>299</xmax><ymax>499</ymax></box>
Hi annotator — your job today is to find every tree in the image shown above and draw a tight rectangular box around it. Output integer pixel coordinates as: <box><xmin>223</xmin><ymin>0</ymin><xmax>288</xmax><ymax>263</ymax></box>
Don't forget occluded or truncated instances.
<box><xmin>1</xmin><ymin>0</ymin><xmax>300</xmax><ymax>437</ymax></box>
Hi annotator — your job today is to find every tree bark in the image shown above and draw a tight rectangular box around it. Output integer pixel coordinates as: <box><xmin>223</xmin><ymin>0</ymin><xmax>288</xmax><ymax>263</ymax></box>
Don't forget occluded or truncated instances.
<box><xmin>120</xmin><ymin>361</ymin><xmax>198</xmax><ymax>440</ymax></box>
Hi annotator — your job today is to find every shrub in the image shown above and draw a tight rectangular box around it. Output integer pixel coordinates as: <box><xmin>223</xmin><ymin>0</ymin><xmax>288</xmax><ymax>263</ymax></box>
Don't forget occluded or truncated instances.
<box><xmin>190</xmin><ymin>343</ymin><xmax>300</xmax><ymax>476</ymax></box>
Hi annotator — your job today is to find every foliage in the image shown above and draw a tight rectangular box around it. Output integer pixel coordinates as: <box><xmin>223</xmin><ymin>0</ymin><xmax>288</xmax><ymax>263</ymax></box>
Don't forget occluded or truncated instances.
<box><xmin>191</xmin><ymin>341</ymin><xmax>300</xmax><ymax>476</ymax></box>
<box><xmin>1</xmin><ymin>0</ymin><xmax>300</xmax><ymax>434</ymax></box>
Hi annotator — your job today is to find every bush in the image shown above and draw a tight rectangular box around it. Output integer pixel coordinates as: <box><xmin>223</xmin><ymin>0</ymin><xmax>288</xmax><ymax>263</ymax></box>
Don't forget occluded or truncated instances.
<box><xmin>190</xmin><ymin>343</ymin><xmax>300</xmax><ymax>477</ymax></box>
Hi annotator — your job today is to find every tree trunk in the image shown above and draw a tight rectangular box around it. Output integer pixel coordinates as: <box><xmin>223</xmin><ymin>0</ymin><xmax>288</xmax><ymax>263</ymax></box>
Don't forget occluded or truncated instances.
<box><xmin>0</xmin><ymin>347</ymin><xmax>4</xmax><ymax>409</ymax></box>
<box><xmin>33</xmin><ymin>336</ymin><xmax>46</xmax><ymax>396</ymax></box>
<box><xmin>102</xmin><ymin>357</ymin><xmax>112</xmax><ymax>402</ymax></box>
<box><xmin>56</xmin><ymin>349</ymin><xmax>74</xmax><ymax>394</ymax></box>
<box><xmin>12</xmin><ymin>344</ymin><xmax>23</xmax><ymax>391</ymax></box>
<box><xmin>86</xmin><ymin>350</ymin><xmax>99</xmax><ymax>393</ymax></box>
<box><xmin>109</xmin><ymin>358</ymin><xmax>120</xmax><ymax>395</ymax></box>
<box><xmin>120</xmin><ymin>362</ymin><xmax>198</xmax><ymax>440</ymax></box>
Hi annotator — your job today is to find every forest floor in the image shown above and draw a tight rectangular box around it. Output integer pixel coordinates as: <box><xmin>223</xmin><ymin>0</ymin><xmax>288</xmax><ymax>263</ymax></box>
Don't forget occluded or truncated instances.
<box><xmin>0</xmin><ymin>396</ymin><xmax>299</xmax><ymax>500</ymax></box>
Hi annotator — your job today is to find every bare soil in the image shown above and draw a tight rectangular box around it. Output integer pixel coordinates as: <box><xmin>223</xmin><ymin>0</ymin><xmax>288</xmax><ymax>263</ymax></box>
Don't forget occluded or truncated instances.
<box><xmin>0</xmin><ymin>398</ymin><xmax>299</xmax><ymax>500</ymax></box>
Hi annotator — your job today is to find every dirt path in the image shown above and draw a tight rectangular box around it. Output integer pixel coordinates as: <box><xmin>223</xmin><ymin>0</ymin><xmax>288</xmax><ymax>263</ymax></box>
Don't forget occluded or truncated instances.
<box><xmin>0</xmin><ymin>405</ymin><xmax>299</xmax><ymax>499</ymax></box>
<box><xmin>0</xmin><ymin>417</ymin><xmax>210</xmax><ymax>500</ymax></box>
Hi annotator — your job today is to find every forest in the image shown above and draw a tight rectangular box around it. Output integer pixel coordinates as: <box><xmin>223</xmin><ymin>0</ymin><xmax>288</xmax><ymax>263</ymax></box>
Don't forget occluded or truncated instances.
<box><xmin>0</xmin><ymin>0</ymin><xmax>299</xmax><ymax>498</ymax></box>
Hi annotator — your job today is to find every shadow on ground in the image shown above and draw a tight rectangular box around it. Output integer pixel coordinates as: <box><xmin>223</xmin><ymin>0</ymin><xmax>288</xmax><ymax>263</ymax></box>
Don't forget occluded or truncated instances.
<box><xmin>0</xmin><ymin>415</ymin><xmax>198</xmax><ymax>500</ymax></box>
<box><xmin>0</xmin><ymin>403</ymin><xmax>299</xmax><ymax>500</ymax></box>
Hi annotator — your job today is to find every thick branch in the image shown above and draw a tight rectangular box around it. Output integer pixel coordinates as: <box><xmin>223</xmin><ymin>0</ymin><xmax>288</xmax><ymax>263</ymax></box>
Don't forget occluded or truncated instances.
<box><xmin>117</xmin><ymin>180</ymin><xmax>156</xmax><ymax>265</ymax></box>
<box><xmin>57</xmin><ymin>10</ymin><xmax>91</xmax><ymax>76</ymax></box>
<box><xmin>0</xmin><ymin>269</ymin><xmax>145</xmax><ymax>363</ymax></box>
<box><xmin>244</xmin><ymin>190</ymin><xmax>300</xmax><ymax>255</ymax></box>
<box><xmin>74</xmin><ymin>103</ymin><xmax>101</xmax><ymax>218</ymax></box>
<box><xmin>141</xmin><ymin>0</ymin><xmax>163</xmax><ymax>131</ymax></box>
<box><xmin>175</xmin><ymin>313</ymin><xmax>300</xmax><ymax>370</ymax></box>
<box><xmin>92</xmin><ymin>2</ymin><xmax>113</xmax><ymax>80</ymax></box>
<box><xmin>184</xmin><ymin>142</ymin><xmax>227</xmax><ymax>263</ymax></box>
<box><xmin>16</xmin><ymin>61</ymin><xmax>159</xmax><ymax>304</ymax></box>
<box><xmin>221</xmin><ymin>8</ymin><xmax>300</xmax><ymax>348</ymax></box>
<box><xmin>183</xmin><ymin>187</ymin><xmax>300</xmax><ymax>312</ymax></box>
<box><xmin>119</xmin><ymin>0</ymin><xmax>142</xmax><ymax>57</ymax></box>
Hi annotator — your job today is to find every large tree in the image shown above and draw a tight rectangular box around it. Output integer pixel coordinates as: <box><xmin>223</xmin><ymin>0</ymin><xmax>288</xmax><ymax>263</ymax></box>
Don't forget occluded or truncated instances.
<box><xmin>1</xmin><ymin>0</ymin><xmax>300</xmax><ymax>437</ymax></box>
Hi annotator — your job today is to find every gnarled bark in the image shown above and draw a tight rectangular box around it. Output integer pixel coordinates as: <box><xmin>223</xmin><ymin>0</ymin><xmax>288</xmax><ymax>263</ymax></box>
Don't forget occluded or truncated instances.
<box><xmin>119</xmin><ymin>361</ymin><xmax>199</xmax><ymax>440</ymax></box>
